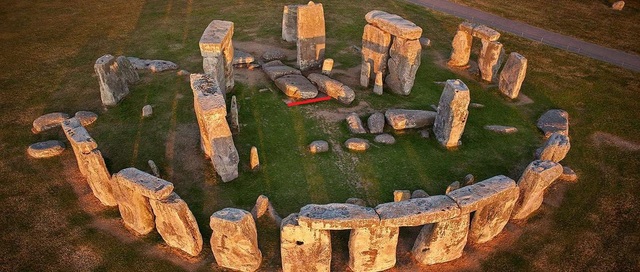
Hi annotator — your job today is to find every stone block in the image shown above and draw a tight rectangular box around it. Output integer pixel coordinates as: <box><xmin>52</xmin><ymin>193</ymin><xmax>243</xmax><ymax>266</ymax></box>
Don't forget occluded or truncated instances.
<box><xmin>385</xmin><ymin>109</ymin><xmax>437</xmax><ymax>130</ymax></box>
<box><xmin>393</xmin><ymin>190</ymin><xmax>411</xmax><ymax>202</ymax></box>
<box><xmin>349</xmin><ymin>226</ymin><xmax>399</xmax><ymax>271</ymax></box>
<box><xmin>367</xmin><ymin>112</ymin><xmax>385</xmax><ymax>134</ymax></box>
<box><xmin>200</xmin><ymin>20</ymin><xmax>234</xmax><ymax>92</ymax></box>
<box><xmin>150</xmin><ymin>193</ymin><xmax>203</xmax><ymax>256</ymax></box>
<box><xmin>345</xmin><ymin>138</ymin><xmax>370</xmax><ymax>152</ymax></box>
<box><xmin>499</xmin><ymin>52</ymin><xmax>527</xmax><ymax>99</ymax></box>
<box><xmin>82</xmin><ymin>149</ymin><xmax>117</xmax><ymax>206</ymax></box>
<box><xmin>478</xmin><ymin>40</ymin><xmax>504</xmax><ymax>82</ymax></box>
<box><xmin>296</xmin><ymin>2</ymin><xmax>325</xmax><ymax>70</ymax></box>
<box><xmin>472</xmin><ymin>24</ymin><xmax>500</xmax><ymax>41</ymax></box>
<box><xmin>113</xmin><ymin>167</ymin><xmax>174</xmax><ymax>200</ymax></box>
<box><xmin>511</xmin><ymin>160</ymin><xmax>563</xmax><ymax>219</ymax></box>
<box><xmin>448</xmin><ymin>24</ymin><xmax>473</xmax><ymax>67</ymax></box>
<box><xmin>282</xmin><ymin>5</ymin><xmax>299</xmax><ymax>42</ymax></box>
<box><xmin>447</xmin><ymin>175</ymin><xmax>516</xmax><ymax>214</ymax></box>
<box><xmin>27</xmin><ymin>140</ymin><xmax>65</xmax><ymax>159</ymax></box>
<box><xmin>298</xmin><ymin>203</ymin><xmax>380</xmax><ymax>230</ymax></box>
<box><xmin>346</xmin><ymin>113</ymin><xmax>367</xmax><ymax>134</ymax></box>
<box><xmin>375</xmin><ymin>195</ymin><xmax>460</xmax><ymax>227</ymax></box>
<box><xmin>537</xmin><ymin>109</ymin><xmax>569</xmax><ymax>138</ymax></box>
<box><xmin>95</xmin><ymin>54</ymin><xmax>131</xmax><ymax>106</ymax></box>
<box><xmin>433</xmin><ymin>79</ymin><xmax>470</xmax><ymax>148</ymax></box>
<box><xmin>537</xmin><ymin>132</ymin><xmax>570</xmax><ymax>162</ymax></box>
<box><xmin>468</xmin><ymin>186</ymin><xmax>519</xmax><ymax>244</ymax></box>
<box><xmin>364</xmin><ymin>10</ymin><xmax>422</xmax><ymax>40</ymax></box>
<box><xmin>281</xmin><ymin>213</ymin><xmax>331</xmax><ymax>272</ymax></box>
<box><xmin>385</xmin><ymin>37</ymin><xmax>421</xmax><ymax>95</ymax></box>
<box><xmin>210</xmin><ymin>208</ymin><xmax>262</xmax><ymax>271</ymax></box>
<box><xmin>361</xmin><ymin>24</ymin><xmax>392</xmax><ymax>86</ymax></box>
<box><xmin>307</xmin><ymin>73</ymin><xmax>355</xmax><ymax>104</ymax></box>
<box><xmin>274</xmin><ymin>74</ymin><xmax>318</xmax><ymax>99</ymax></box>
<box><xmin>32</xmin><ymin>112</ymin><xmax>69</xmax><ymax>133</ymax></box>
<box><xmin>412</xmin><ymin>214</ymin><xmax>469</xmax><ymax>265</ymax></box>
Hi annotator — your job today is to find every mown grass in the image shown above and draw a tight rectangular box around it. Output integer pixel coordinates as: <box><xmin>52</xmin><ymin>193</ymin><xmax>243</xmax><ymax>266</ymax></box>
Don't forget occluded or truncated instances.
<box><xmin>0</xmin><ymin>0</ymin><xmax>638</xmax><ymax>271</ymax></box>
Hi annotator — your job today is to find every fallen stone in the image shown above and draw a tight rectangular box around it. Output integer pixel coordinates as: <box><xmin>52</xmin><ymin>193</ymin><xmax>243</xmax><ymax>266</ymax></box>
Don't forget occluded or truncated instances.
<box><xmin>282</xmin><ymin>5</ymin><xmax>299</xmax><ymax>42</ymax></box>
<box><xmin>447</xmin><ymin>175</ymin><xmax>517</xmax><ymax>214</ymax></box>
<box><xmin>298</xmin><ymin>203</ymin><xmax>379</xmax><ymax>230</ymax></box>
<box><xmin>375</xmin><ymin>195</ymin><xmax>460</xmax><ymax>227</ymax></box>
<box><xmin>322</xmin><ymin>58</ymin><xmax>333</xmax><ymax>75</ymax></box>
<box><xmin>233</xmin><ymin>50</ymin><xmax>255</xmax><ymax>65</ymax></box>
<box><xmin>345</xmin><ymin>138</ymin><xmax>370</xmax><ymax>151</ymax></box>
<box><xmin>250</xmin><ymin>146</ymin><xmax>260</xmax><ymax>171</ymax></box>
<box><xmin>468</xmin><ymin>186</ymin><xmax>519</xmax><ymax>244</ymax></box>
<box><xmin>612</xmin><ymin>1</ymin><xmax>625</xmax><ymax>10</ymax></box>
<box><xmin>33</xmin><ymin>112</ymin><xmax>70</xmax><ymax>133</ymax></box>
<box><xmin>210</xmin><ymin>208</ymin><xmax>262</xmax><ymax>271</ymax></box>
<box><xmin>349</xmin><ymin>225</ymin><xmax>399</xmax><ymax>271</ymax></box>
<box><xmin>296</xmin><ymin>2</ymin><xmax>325</xmax><ymax>70</ymax></box>
<box><xmin>445</xmin><ymin>181</ymin><xmax>460</xmax><ymax>194</ymax></box>
<box><xmin>484</xmin><ymin>125</ymin><xmax>518</xmax><ymax>134</ymax></box>
<box><xmin>27</xmin><ymin>140</ymin><xmax>65</xmax><ymax>158</ymax></box>
<box><xmin>373</xmin><ymin>72</ymin><xmax>384</xmax><ymax>95</ymax></box>
<box><xmin>419</xmin><ymin>129</ymin><xmax>430</xmax><ymax>138</ymax></box>
<box><xmin>411</xmin><ymin>190</ymin><xmax>429</xmax><ymax>199</ymax></box>
<box><xmin>448</xmin><ymin>22</ymin><xmax>474</xmax><ymax>67</ymax></box>
<box><xmin>62</xmin><ymin>118</ymin><xmax>98</xmax><ymax>176</ymax></box>
<box><xmin>148</xmin><ymin>160</ymin><xmax>160</xmax><ymax>177</ymax></box>
<box><xmin>511</xmin><ymin>160</ymin><xmax>563</xmax><ymax>220</ymax></box>
<box><xmin>142</xmin><ymin>105</ymin><xmax>153</xmax><ymax>117</ymax></box>
<box><xmin>463</xmin><ymin>174</ymin><xmax>475</xmax><ymax>186</ymax></box>
<box><xmin>478</xmin><ymin>40</ymin><xmax>504</xmax><ymax>82</ymax></box>
<box><xmin>365</xmin><ymin>10</ymin><xmax>422</xmax><ymax>40</ymax></box>
<box><xmin>385</xmin><ymin>37</ymin><xmax>421</xmax><ymax>95</ymax></box>
<box><xmin>361</xmin><ymin>24</ymin><xmax>392</xmax><ymax>87</ymax></box>
<box><xmin>537</xmin><ymin>109</ymin><xmax>569</xmax><ymax>138</ymax></box>
<box><xmin>251</xmin><ymin>195</ymin><xmax>270</xmax><ymax>219</ymax></box>
<box><xmin>499</xmin><ymin>52</ymin><xmax>527</xmax><ymax>99</ymax></box>
<box><xmin>367</xmin><ymin>112</ymin><xmax>385</xmax><ymax>134</ymax></box>
<box><xmin>394</xmin><ymin>190</ymin><xmax>411</xmax><ymax>202</ymax></box>
<box><xmin>150</xmin><ymin>193</ymin><xmax>203</xmax><ymax>257</ymax></box>
<box><xmin>274</xmin><ymin>74</ymin><xmax>318</xmax><ymax>99</ymax></box>
<box><xmin>262</xmin><ymin>49</ymin><xmax>287</xmax><ymax>61</ymax></box>
<box><xmin>199</xmin><ymin>20</ymin><xmax>235</xmax><ymax>92</ymax></box>
<box><xmin>281</xmin><ymin>213</ymin><xmax>331</xmax><ymax>272</ymax></box>
<box><xmin>81</xmin><ymin>149</ymin><xmax>118</xmax><ymax>207</ymax></box>
<box><xmin>433</xmin><ymin>79</ymin><xmax>470</xmax><ymax>148</ymax></box>
<box><xmin>472</xmin><ymin>24</ymin><xmax>501</xmax><ymax>41</ymax></box>
<box><xmin>262</xmin><ymin>60</ymin><xmax>302</xmax><ymax>81</ymax></box>
<box><xmin>309</xmin><ymin>140</ymin><xmax>330</xmax><ymax>154</ymax></box>
<box><xmin>74</xmin><ymin>111</ymin><xmax>98</xmax><ymax>127</ymax></box>
<box><xmin>385</xmin><ymin>109</ymin><xmax>437</xmax><ymax>130</ymax></box>
<box><xmin>346</xmin><ymin>198</ymin><xmax>367</xmax><ymax>207</ymax></box>
<box><xmin>95</xmin><ymin>54</ymin><xmax>131</xmax><ymax>106</ymax></box>
<box><xmin>114</xmin><ymin>167</ymin><xmax>174</xmax><ymax>200</ymax></box>
<box><xmin>307</xmin><ymin>73</ymin><xmax>355</xmax><ymax>104</ymax></box>
<box><xmin>346</xmin><ymin>113</ymin><xmax>367</xmax><ymax>134</ymax></box>
<box><xmin>536</xmin><ymin>132</ymin><xmax>570</xmax><ymax>162</ymax></box>
<box><xmin>558</xmin><ymin>166</ymin><xmax>578</xmax><ymax>183</ymax></box>
<box><xmin>412</xmin><ymin>214</ymin><xmax>469</xmax><ymax>265</ymax></box>
<box><xmin>374</xmin><ymin>134</ymin><xmax>396</xmax><ymax>145</ymax></box>
<box><xmin>420</xmin><ymin>37</ymin><xmax>431</xmax><ymax>48</ymax></box>
<box><xmin>470</xmin><ymin>103</ymin><xmax>485</xmax><ymax>108</ymax></box>
<box><xmin>229</xmin><ymin>95</ymin><xmax>239</xmax><ymax>133</ymax></box>
<box><xmin>127</xmin><ymin>57</ymin><xmax>179</xmax><ymax>72</ymax></box>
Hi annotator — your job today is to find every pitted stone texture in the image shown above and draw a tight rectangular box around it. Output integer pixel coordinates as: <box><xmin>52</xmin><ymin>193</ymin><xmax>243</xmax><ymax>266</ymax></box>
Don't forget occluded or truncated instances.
<box><xmin>32</xmin><ymin>112</ymin><xmax>69</xmax><ymax>133</ymax></box>
<box><xmin>296</xmin><ymin>2</ymin><xmax>325</xmax><ymax>71</ymax></box>
<box><xmin>499</xmin><ymin>52</ymin><xmax>528</xmax><ymax>99</ymax></box>
<box><xmin>448</xmin><ymin>22</ymin><xmax>474</xmax><ymax>67</ymax></box>
<box><xmin>385</xmin><ymin>109</ymin><xmax>437</xmax><ymax>130</ymax></box>
<box><xmin>346</xmin><ymin>113</ymin><xmax>367</xmax><ymax>134</ymax></box>
<box><xmin>367</xmin><ymin>112</ymin><xmax>385</xmax><ymax>134</ymax></box>
<box><xmin>200</xmin><ymin>20</ymin><xmax>234</xmax><ymax>92</ymax></box>
<box><xmin>114</xmin><ymin>168</ymin><xmax>174</xmax><ymax>200</ymax></box>
<box><xmin>111</xmin><ymin>168</ymin><xmax>167</xmax><ymax>235</ymax></box>
<box><xmin>210</xmin><ymin>208</ymin><xmax>262</xmax><ymax>271</ymax></box>
<box><xmin>282</xmin><ymin>5</ymin><xmax>299</xmax><ymax>42</ymax></box>
<box><xmin>360</xmin><ymin>62</ymin><xmax>371</xmax><ymax>88</ymax></box>
<box><xmin>281</xmin><ymin>213</ymin><xmax>331</xmax><ymax>272</ymax></box>
<box><xmin>365</xmin><ymin>10</ymin><xmax>422</xmax><ymax>40</ymax></box>
<box><xmin>298</xmin><ymin>203</ymin><xmax>379</xmax><ymax>230</ymax></box>
<box><xmin>115</xmin><ymin>56</ymin><xmax>140</xmax><ymax>83</ymax></box>
<box><xmin>412</xmin><ymin>214</ymin><xmax>469</xmax><ymax>265</ymax></box>
<box><xmin>262</xmin><ymin>60</ymin><xmax>302</xmax><ymax>81</ymax></box>
<box><xmin>394</xmin><ymin>190</ymin><xmax>411</xmax><ymax>202</ymax></box>
<box><xmin>374</xmin><ymin>134</ymin><xmax>396</xmax><ymax>145</ymax></box>
<box><xmin>150</xmin><ymin>193</ymin><xmax>203</xmax><ymax>256</ymax></box>
<box><xmin>375</xmin><ymin>195</ymin><xmax>461</xmax><ymax>227</ymax></box>
<box><xmin>309</xmin><ymin>140</ymin><xmax>329</xmax><ymax>154</ymax></box>
<box><xmin>345</xmin><ymin>138</ymin><xmax>370</xmax><ymax>152</ymax></box>
<box><xmin>95</xmin><ymin>54</ymin><xmax>131</xmax><ymax>106</ymax></box>
<box><xmin>468</xmin><ymin>186</ymin><xmax>519</xmax><ymax>244</ymax></box>
<box><xmin>411</xmin><ymin>190</ymin><xmax>429</xmax><ymax>199</ymax></box>
<box><xmin>74</xmin><ymin>111</ymin><xmax>98</xmax><ymax>127</ymax></box>
<box><xmin>230</xmin><ymin>95</ymin><xmax>239</xmax><ymax>133</ymax></box>
<box><xmin>434</xmin><ymin>79</ymin><xmax>470</xmax><ymax>148</ymax></box>
<box><xmin>349</xmin><ymin>226</ymin><xmax>399</xmax><ymax>272</ymax></box>
<box><xmin>478</xmin><ymin>40</ymin><xmax>505</xmax><ymax>82</ymax></box>
<box><xmin>81</xmin><ymin>149</ymin><xmax>117</xmax><ymax>206</ymax></box>
<box><xmin>447</xmin><ymin>175</ymin><xmax>517</xmax><ymax>214</ymax></box>
<box><xmin>322</xmin><ymin>58</ymin><xmax>333</xmax><ymax>75</ymax></box>
<box><xmin>484</xmin><ymin>125</ymin><xmax>518</xmax><ymax>134</ymax></box>
<box><xmin>27</xmin><ymin>140</ymin><xmax>65</xmax><ymax>158</ymax></box>
<box><xmin>361</xmin><ymin>24</ymin><xmax>392</xmax><ymax>87</ymax></box>
<box><xmin>126</xmin><ymin>57</ymin><xmax>178</xmax><ymax>73</ymax></box>
<box><xmin>472</xmin><ymin>24</ymin><xmax>501</xmax><ymax>41</ymax></box>
<box><xmin>512</xmin><ymin>160</ymin><xmax>563</xmax><ymax>220</ymax></box>
<box><xmin>307</xmin><ymin>73</ymin><xmax>355</xmax><ymax>104</ymax></box>
<box><xmin>386</xmin><ymin>37</ymin><xmax>421</xmax><ymax>95</ymax></box>
<box><xmin>233</xmin><ymin>50</ymin><xmax>255</xmax><ymax>65</ymax></box>
<box><xmin>537</xmin><ymin>109</ymin><xmax>569</xmax><ymax>138</ymax></box>
<box><xmin>62</xmin><ymin>118</ymin><xmax>98</xmax><ymax>176</ymax></box>
<box><xmin>274</xmin><ymin>74</ymin><xmax>318</xmax><ymax>99</ymax></box>
<box><xmin>536</xmin><ymin>133</ymin><xmax>570</xmax><ymax>162</ymax></box>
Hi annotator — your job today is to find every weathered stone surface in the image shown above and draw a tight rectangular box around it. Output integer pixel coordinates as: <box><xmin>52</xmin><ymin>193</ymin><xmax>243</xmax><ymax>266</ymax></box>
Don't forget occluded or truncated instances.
<box><xmin>349</xmin><ymin>226</ymin><xmax>399</xmax><ymax>272</ymax></box>
<box><xmin>200</xmin><ymin>20</ymin><xmax>234</xmax><ymax>92</ymax></box>
<box><xmin>345</xmin><ymin>138</ymin><xmax>370</xmax><ymax>151</ymax></box>
<box><xmin>62</xmin><ymin>118</ymin><xmax>98</xmax><ymax>176</ymax></box>
<box><xmin>142</xmin><ymin>105</ymin><xmax>153</xmax><ymax>117</ymax></box>
<box><xmin>27</xmin><ymin>140</ymin><xmax>65</xmax><ymax>158</ymax></box>
<box><xmin>233</xmin><ymin>50</ymin><xmax>254</xmax><ymax>65</ymax></box>
<box><xmin>263</xmin><ymin>49</ymin><xmax>288</xmax><ymax>62</ymax></box>
<box><xmin>478</xmin><ymin>40</ymin><xmax>505</xmax><ymax>82</ymax></box>
<box><xmin>296</xmin><ymin>2</ymin><xmax>325</xmax><ymax>70</ymax></box>
<box><xmin>262</xmin><ymin>60</ymin><xmax>302</xmax><ymax>81</ymax></box>
<box><xmin>373</xmin><ymin>71</ymin><xmax>384</xmax><ymax>95</ymax></box>
<box><xmin>250</xmin><ymin>146</ymin><xmax>260</xmax><ymax>171</ymax></box>
<box><xmin>32</xmin><ymin>112</ymin><xmax>70</xmax><ymax>133</ymax></box>
<box><xmin>361</xmin><ymin>24</ymin><xmax>392</xmax><ymax>87</ymax></box>
<box><xmin>282</xmin><ymin>5</ymin><xmax>299</xmax><ymax>42</ymax></box>
<box><xmin>346</xmin><ymin>198</ymin><xmax>367</xmax><ymax>207</ymax></box>
<box><xmin>360</xmin><ymin>62</ymin><xmax>371</xmax><ymax>88</ymax></box>
<box><xmin>385</xmin><ymin>37</ymin><xmax>421</xmax><ymax>95</ymax></box>
<box><xmin>537</xmin><ymin>109</ymin><xmax>569</xmax><ymax>138</ymax></box>
<box><xmin>116</xmin><ymin>56</ymin><xmax>140</xmax><ymax>82</ymax></box>
<box><xmin>274</xmin><ymin>74</ymin><xmax>318</xmax><ymax>99</ymax></box>
<box><xmin>252</xmin><ymin>195</ymin><xmax>270</xmax><ymax>219</ymax></box>
<box><xmin>411</xmin><ymin>190</ymin><xmax>429</xmax><ymax>199</ymax></box>
<box><xmin>448</xmin><ymin>22</ymin><xmax>474</xmax><ymax>67</ymax></box>
<box><xmin>394</xmin><ymin>190</ymin><xmax>411</xmax><ymax>202</ymax></box>
<box><xmin>74</xmin><ymin>111</ymin><xmax>98</xmax><ymax>127</ymax></box>
<box><xmin>375</xmin><ymin>195</ymin><xmax>460</xmax><ymax>227</ymax></box>
<box><xmin>114</xmin><ymin>168</ymin><xmax>174</xmax><ymax>200</ymax></box>
<box><xmin>230</xmin><ymin>95</ymin><xmax>239</xmax><ymax>133</ymax></box>
<box><xmin>367</xmin><ymin>112</ymin><xmax>385</xmax><ymax>134</ymax></box>
<box><xmin>484</xmin><ymin>125</ymin><xmax>518</xmax><ymax>134</ymax></box>
<box><xmin>385</xmin><ymin>109</ymin><xmax>437</xmax><ymax>130</ymax></box>
<box><xmin>512</xmin><ymin>160</ymin><xmax>563</xmax><ymax>220</ymax></box>
<box><xmin>468</xmin><ymin>186</ymin><xmax>519</xmax><ymax>244</ymax></box>
<box><xmin>346</xmin><ymin>113</ymin><xmax>367</xmax><ymax>134</ymax></box>
<box><xmin>472</xmin><ymin>25</ymin><xmax>500</xmax><ymax>41</ymax></box>
<box><xmin>558</xmin><ymin>166</ymin><xmax>578</xmax><ymax>183</ymax></box>
<box><xmin>95</xmin><ymin>54</ymin><xmax>130</xmax><ymax>106</ymax></box>
<box><xmin>433</xmin><ymin>79</ymin><xmax>470</xmax><ymax>148</ymax></box>
<box><xmin>463</xmin><ymin>174</ymin><xmax>475</xmax><ymax>186</ymax></box>
<box><xmin>298</xmin><ymin>203</ymin><xmax>379</xmax><ymax>230</ymax></box>
<box><xmin>82</xmin><ymin>149</ymin><xmax>118</xmax><ymax>206</ymax></box>
<box><xmin>307</xmin><ymin>73</ymin><xmax>355</xmax><ymax>104</ymax></box>
<box><xmin>149</xmin><ymin>193</ymin><xmax>203</xmax><ymax>256</ymax></box>
<box><xmin>111</xmin><ymin>169</ymin><xmax>159</xmax><ymax>235</ymax></box>
<box><xmin>412</xmin><ymin>214</ymin><xmax>469</xmax><ymax>265</ymax></box>
<box><xmin>374</xmin><ymin>134</ymin><xmax>396</xmax><ymax>145</ymax></box>
<box><xmin>536</xmin><ymin>132</ymin><xmax>570</xmax><ymax>162</ymax></box>
<box><xmin>210</xmin><ymin>208</ymin><xmax>262</xmax><ymax>271</ymax></box>
<box><xmin>365</xmin><ymin>10</ymin><xmax>422</xmax><ymax>40</ymax></box>
<box><xmin>447</xmin><ymin>175</ymin><xmax>517</xmax><ymax>214</ymax></box>
<box><xmin>612</xmin><ymin>1</ymin><xmax>625</xmax><ymax>10</ymax></box>
<box><xmin>148</xmin><ymin>160</ymin><xmax>160</xmax><ymax>177</ymax></box>
<box><xmin>281</xmin><ymin>213</ymin><xmax>331</xmax><ymax>272</ymax></box>
<box><xmin>127</xmin><ymin>57</ymin><xmax>179</xmax><ymax>73</ymax></box>
<box><xmin>499</xmin><ymin>52</ymin><xmax>527</xmax><ymax>99</ymax></box>
<box><xmin>322</xmin><ymin>58</ymin><xmax>333</xmax><ymax>75</ymax></box>
<box><xmin>309</xmin><ymin>140</ymin><xmax>329</xmax><ymax>154</ymax></box>
<box><xmin>446</xmin><ymin>181</ymin><xmax>461</xmax><ymax>194</ymax></box>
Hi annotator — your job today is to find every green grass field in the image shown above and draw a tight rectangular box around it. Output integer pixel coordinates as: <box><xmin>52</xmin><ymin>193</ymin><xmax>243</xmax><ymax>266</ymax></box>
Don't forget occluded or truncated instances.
<box><xmin>1</xmin><ymin>0</ymin><xmax>639</xmax><ymax>271</ymax></box>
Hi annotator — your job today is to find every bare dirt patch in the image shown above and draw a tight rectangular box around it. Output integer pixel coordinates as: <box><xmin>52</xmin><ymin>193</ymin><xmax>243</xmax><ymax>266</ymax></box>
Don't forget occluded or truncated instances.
<box><xmin>591</xmin><ymin>131</ymin><xmax>640</xmax><ymax>151</ymax></box>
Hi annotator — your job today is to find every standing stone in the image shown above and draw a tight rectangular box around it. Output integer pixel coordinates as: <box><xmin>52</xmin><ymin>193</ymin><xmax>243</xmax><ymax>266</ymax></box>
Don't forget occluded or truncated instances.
<box><xmin>210</xmin><ymin>208</ymin><xmax>262</xmax><ymax>271</ymax></box>
<box><xmin>298</xmin><ymin>203</ymin><xmax>380</xmax><ymax>230</ymax></box>
<box><xmin>386</xmin><ymin>37</ymin><xmax>421</xmax><ymax>95</ymax></box>
<box><xmin>32</xmin><ymin>112</ymin><xmax>69</xmax><ymax>133</ymax></box>
<box><xmin>375</xmin><ymin>195</ymin><xmax>461</xmax><ymax>227</ymax></box>
<box><xmin>95</xmin><ymin>54</ymin><xmax>134</xmax><ymax>106</ymax></box>
<box><xmin>251</xmin><ymin>195</ymin><xmax>270</xmax><ymax>219</ymax></box>
<box><xmin>612</xmin><ymin>1</ymin><xmax>625</xmax><ymax>10</ymax></box>
<box><xmin>115</xmin><ymin>56</ymin><xmax>140</xmax><ymax>83</ymax></box>
<box><xmin>282</xmin><ymin>5</ymin><xmax>299</xmax><ymax>42</ymax></box>
<box><xmin>149</xmin><ymin>193</ymin><xmax>203</xmax><ymax>257</ymax></box>
<box><xmin>361</xmin><ymin>24</ymin><xmax>392</xmax><ymax>87</ymax></box>
<box><xmin>478</xmin><ymin>40</ymin><xmax>505</xmax><ymax>82</ymax></box>
<box><xmin>349</xmin><ymin>226</ymin><xmax>399</xmax><ymax>272</ymax></box>
<box><xmin>27</xmin><ymin>140</ymin><xmax>65</xmax><ymax>158</ymax></box>
<box><xmin>346</xmin><ymin>113</ymin><xmax>367</xmax><ymax>134</ymax></box>
<box><xmin>412</xmin><ymin>215</ymin><xmax>470</xmax><ymax>265</ymax></box>
<box><xmin>468</xmin><ymin>186</ymin><xmax>519</xmax><ymax>244</ymax></box>
<box><xmin>142</xmin><ymin>105</ymin><xmax>153</xmax><ymax>117</ymax></box>
<box><xmin>82</xmin><ymin>149</ymin><xmax>118</xmax><ymax>207</ymax></box>
<box><xmin>367</xmin><ymin>112</ymin><xmax>385</xmax><ymax>134</ymax></box>
<box><xmin>281</xmin><ymin>213</ymin><xmax>331</xmax><ymax>272</ymax></box>
<box><xmin>448</xmin><ymin>22</ymin><xmax>474</xmax><ymax>67</ymax></box>
<box><xmin>537</xmin><ymin>109</ymin><xmax>569</xmax><ymax>138</ymax></box>
<box><xmin>230</xmin><ymin>95</ymin><xmax>239</xmax><ymax>133</ymax></box>
<box><xmin>250</xmin><ymin>146</ymin><xmax>260</xmax><ymax>171</ymax></box>
<box><xmin>385</xmin><ymin>109</ymin><xmax>437</xmax><ymax>130</ymax></box>
<box><xmin>309</xmin><ymin>140</ymin><xmax>330</xmax><ymax>154</ymax></box>
<box><xmin>433</xmin><ymin>79</ymin><xmax>470</xmax><ymax>148</ymax></box>
<box><xmin>373</xmin><ymin>72</ymin><xmax>384</xmax><ymax>95</ymax></box>
<box><xmin>511</xmin><ymin>160</ymin><xmax>563</xmax><ymax>220</ymax></box>
<box><xmin>536</xmin><ymin>133</ymin><xmax>570</xmax><ymax>162</ymax></box>
<box><xmin>296</xmin><ymin>1</ymin><xmax>325</xmax><ymax>71</ymax></box>
<box><xmin>499</xmin><ymin>52</ymin><xmax>528</xmax><ymax>99</ymax></box>
<box><xmin>394</xmin><ymin>190</ymin><xmax>411</xmax><ymax>202</ymax></box>
<box><xmin>364</xmin><ymin>10</ymin><xmax>423</xmax><ymax>40</ymax></box>
<box><xmin>360</xmin><ymin>62</ymin><xmax>371</xmax><ymax>88</ymax></box>
<box><xmin>200</xmin><ymin>20</ymin><xmax>234</xmax><ymax>93</ymax></box>
<box><xmin>307</xmin><ymin>73</ymin><xmax>355</xmax><ymax>104</ymax></box>
<box><xmin>74</xmin><ymin>111</ymin><xmax>98</xmax><ymax>127</ymax></box>
<box><xmin>61</xmin><ymin>117</ymin><xmax>98</xmax><ymax>177</ymax></box>
<box><xmin>322</xmin><ymin>58</ymin><xmax>334</xmax><ymax>75</ymax></box>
